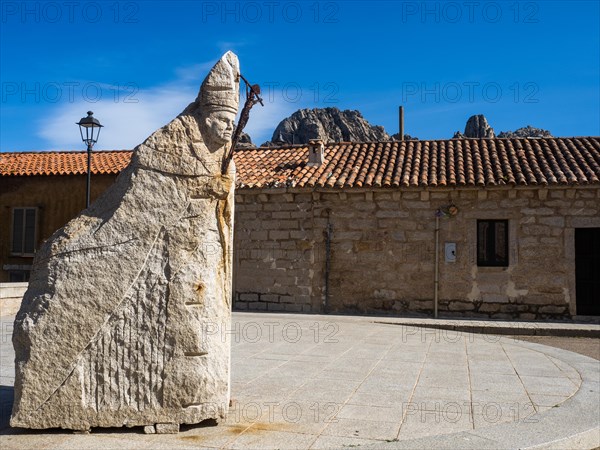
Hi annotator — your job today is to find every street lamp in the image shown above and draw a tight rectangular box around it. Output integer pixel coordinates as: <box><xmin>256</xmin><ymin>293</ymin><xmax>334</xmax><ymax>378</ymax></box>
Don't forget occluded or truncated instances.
<box><xmin>76</xmin><ymin>111</ymin><xmax>103</xmax><ymax>208</ymax></box>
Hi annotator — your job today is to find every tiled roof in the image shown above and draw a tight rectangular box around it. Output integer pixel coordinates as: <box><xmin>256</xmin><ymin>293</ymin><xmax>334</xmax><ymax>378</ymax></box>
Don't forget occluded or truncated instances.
<box><xmin>235</xmin><ymin>137</ymin><xmax>600</xmax><ymax>188</ymax></box>
<box><xmin>2</xmin><ymin>137</ymin><xmax>599</xmax><ymax>188</ymax></box>
<box><xmin>0</xmin><ymin>150</ymin><xmax>131</xmax><ymax>176</ymax></box>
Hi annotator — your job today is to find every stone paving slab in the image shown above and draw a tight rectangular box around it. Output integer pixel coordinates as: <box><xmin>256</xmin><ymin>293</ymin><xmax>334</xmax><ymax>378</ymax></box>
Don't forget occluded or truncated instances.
<box><xmin>1</xmin><ymin>312</ymin><xmax>599</xmax><ymax>449</ymax></box>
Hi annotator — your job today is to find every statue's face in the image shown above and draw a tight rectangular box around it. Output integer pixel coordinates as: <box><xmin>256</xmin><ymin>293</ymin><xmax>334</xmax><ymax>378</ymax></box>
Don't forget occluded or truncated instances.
<box><xmin>204</xmin><ymin>111</ymin><xmax>236</xmax><ymax>146</ymax></box>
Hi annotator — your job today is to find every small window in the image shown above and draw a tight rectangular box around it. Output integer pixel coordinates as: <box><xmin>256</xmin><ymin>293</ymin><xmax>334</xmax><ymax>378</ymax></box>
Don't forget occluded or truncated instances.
<box><xmin>11</xmin><ymin>208</ymin><xmax>37</xmax><ymax>256</ymax></box>
<box><xmin>477</xmin><ymin>219</ymin><xmax>509</xmax><ymax>267</ymax></box>
<box><xmin>9</xmin><ymin>271</ymin><xmax>30</xmax><ymax>282</ymax></box>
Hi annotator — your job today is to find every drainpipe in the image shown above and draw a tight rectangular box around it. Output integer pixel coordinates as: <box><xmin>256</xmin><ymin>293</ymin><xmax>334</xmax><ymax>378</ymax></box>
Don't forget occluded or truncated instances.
<box><xmin>434</xmin><ymin>215</ymin><xmax>440</xmax><ymax>319</ymax></box>
<box><xmin>324</xmin><ymin>215</ymin><xmax>333</xmax><ymax>313</ymax></box>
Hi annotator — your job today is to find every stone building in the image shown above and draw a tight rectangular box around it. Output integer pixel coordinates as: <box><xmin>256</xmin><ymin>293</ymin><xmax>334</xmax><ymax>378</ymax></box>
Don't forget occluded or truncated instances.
<box><xmin>0</xmin><ymin>151</ymin><xmax>124</xmax><ymax>282</ymax></box>
<box><xmin>1</xmin><ymin>137</ymin><xmax>599</xmax><ymax>319</ymax></box>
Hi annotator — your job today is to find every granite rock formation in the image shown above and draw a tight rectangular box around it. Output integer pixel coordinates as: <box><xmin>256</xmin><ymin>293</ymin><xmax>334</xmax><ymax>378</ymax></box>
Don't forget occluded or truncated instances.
<box><xmin>267</xmin><ymin>107</ymin><xmax>390</xmax><ymax>145</ymax></box>
<box><xmin>456</xmin><ymin>114</ymin><xmax>496</xmax><ymax>138</ymax></box>
<box><xmin>236</xmin><ymin>132</ymin><xmax>255</xmax><ymax>148</ymax></box>
<box><xmin>498</xmin><ymin>125</ymin><xmax>553</xmax><ymax>138</ymax></box>
<box><xmin>11</xmin><ymin>52</ymin><xmax>240</xmax><ymax>432</ymax></box>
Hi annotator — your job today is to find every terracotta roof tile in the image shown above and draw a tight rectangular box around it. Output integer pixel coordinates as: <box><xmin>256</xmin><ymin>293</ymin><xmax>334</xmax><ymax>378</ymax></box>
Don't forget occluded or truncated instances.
<box><xmin>234</xmin><ymin>137</ymin><xmax>600</xmax><ymax>189</ymax></box>
<box><xmin>0</xmin><ymin>150</ymin><xmax>132</xmax><ymax>176</ymax></box>
<box><xmin>1</xmin><ymin>137</ymin><xmax>599</xmax><ymax>189</ymax></box>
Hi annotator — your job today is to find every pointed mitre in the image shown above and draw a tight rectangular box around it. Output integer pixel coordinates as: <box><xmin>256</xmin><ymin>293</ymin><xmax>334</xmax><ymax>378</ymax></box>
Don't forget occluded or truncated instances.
<box><xmin>199</xmin><ymin>51</ymin><xmax>240</xmax><ymax>114</ymax></box>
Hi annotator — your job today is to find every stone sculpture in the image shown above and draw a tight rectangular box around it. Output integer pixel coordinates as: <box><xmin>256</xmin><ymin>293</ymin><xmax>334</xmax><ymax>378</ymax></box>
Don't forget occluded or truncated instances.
<box><xmin>11</xmin><ymin>51</ymin><xmax>240</xmax><ymax>432</ymax></box>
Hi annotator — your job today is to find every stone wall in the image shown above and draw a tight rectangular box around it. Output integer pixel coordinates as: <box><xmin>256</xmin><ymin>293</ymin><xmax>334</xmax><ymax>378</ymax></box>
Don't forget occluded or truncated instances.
<box><xmin>233</xmin><ymin>187</ymin><xmax>600</xmax><ymax>319</ymax></box>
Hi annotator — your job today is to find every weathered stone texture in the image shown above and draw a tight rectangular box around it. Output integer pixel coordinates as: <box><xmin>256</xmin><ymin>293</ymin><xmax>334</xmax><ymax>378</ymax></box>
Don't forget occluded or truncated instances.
<box><xmin>12</xmin><ymin>52</ymin><xmax>240</xmax><ymax>430</ymax></box>
<box><xmin>234</xmin><ymin>187</ymin><xmax>600</xmax><ymax>319</ymax></box>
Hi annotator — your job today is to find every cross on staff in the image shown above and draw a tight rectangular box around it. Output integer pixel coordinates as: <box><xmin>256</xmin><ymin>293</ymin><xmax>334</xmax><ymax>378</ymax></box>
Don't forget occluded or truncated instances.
<box><xmin>222</xmin><ymin>74</ymin><xmax>264</xmax><ymax>174</ymax></box>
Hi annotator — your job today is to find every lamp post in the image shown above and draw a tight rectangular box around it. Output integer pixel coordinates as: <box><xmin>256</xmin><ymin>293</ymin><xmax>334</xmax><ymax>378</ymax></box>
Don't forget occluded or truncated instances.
<box><xmin>76</xmin><ymin>111</ymin><xmax>103</xmax><ymax>208</ymax></box>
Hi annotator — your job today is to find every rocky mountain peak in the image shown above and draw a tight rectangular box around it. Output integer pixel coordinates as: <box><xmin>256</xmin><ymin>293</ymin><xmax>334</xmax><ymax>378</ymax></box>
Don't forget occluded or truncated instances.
<box><xmin>264</xmin><ymin>107</ymin><xmax>390</xmax><ymax>146</ymax></box>
<box><xmin>464</xmin><ymin>114</ymin><xmax>495</xmax><ymax>138</ymax></box>
<box><xmin>497</xmin><ymin>126</ymin><xmax>553</xmax><ymax>138</ymax></box>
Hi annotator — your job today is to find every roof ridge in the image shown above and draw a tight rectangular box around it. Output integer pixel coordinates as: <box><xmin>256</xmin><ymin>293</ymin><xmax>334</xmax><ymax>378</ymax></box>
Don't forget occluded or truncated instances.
<box><xmin>0</xmin><ymin>149</ymin><xmax>133</xmax><ymax>155</ymax></box>
<box><xmin>2</xmin><ymin>139</ymin><xmax>599</xmax><ymax>187</ymax></box>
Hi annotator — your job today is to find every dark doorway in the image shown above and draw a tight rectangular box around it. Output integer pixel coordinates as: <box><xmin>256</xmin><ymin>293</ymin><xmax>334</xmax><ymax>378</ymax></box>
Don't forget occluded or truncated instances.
<box><xmin>575</xmin><ymin>228</ymin><xmax>600</xmax><ymax>316</ymax></box>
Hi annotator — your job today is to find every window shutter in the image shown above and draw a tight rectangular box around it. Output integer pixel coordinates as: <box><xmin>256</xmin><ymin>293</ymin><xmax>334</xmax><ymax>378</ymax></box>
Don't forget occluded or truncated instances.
<box><xmin>12</xmin><ymin>208</ymin><xmax>24</xmax><ymax>254</ymax></box>
<box><xmin>24</xmin><ymin>208</ymin><xmax>37</xmax><ymax>254</ymax></box>
<box><xmin>11</xmin><ymin>207</ymin><xmax>37</xmax><ymax>256</ymax></box>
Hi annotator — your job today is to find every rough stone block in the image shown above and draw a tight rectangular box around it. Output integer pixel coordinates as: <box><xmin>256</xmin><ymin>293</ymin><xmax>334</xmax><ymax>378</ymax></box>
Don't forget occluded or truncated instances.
<box><xmin>482</xmin><ymin>294</ymin><xmax>510</xmax><ymax>304</ymax></box>
<box><xmin>522</xmin><ymin>224</ymin><xmax>551</xmax><ymax>236</ymax></box>
<box><xmin>526</xmin><ymin>295</ymin><xmax>562</xmax><ymax>305</ymax></box>
<box><xmin>391</xmin><ymin>231</ymin><xmax>406</xmax><ymax>241</ymax></box>
<box><xmin>522</xmin><ymin>207</ymin><xmax>555</xmax><ymax>216</ymax></box>
<box><xmin>448</xmin><ymin>301</ymin><xmax>475</xmax><ymax>311</ymax></box>
<box><xmin>250</xmin><ymin>230</ymin><xmax>268</xmax><ymax>240</ymax></box>
<box><xmin>375</xmin><ymin>210</ymin><xmax>409</xmax><ymax>218</ymax></box>
<box><xmin>538</xmin><ymin>305</ymin><xmax>567</xmax><ymax>315</ymax></box>
<box><xmin>577</xmin><ymin>190</ymin><xmax>596</xmax><ymax>198</ymax></box>
<box><xmin>155</xmin><ymin>423</ymin><xmax>180</xmax><ymax>434</ymax></box>
<box><xmin>402</xmin><ymin>200</ymin><xmax>430</xmax><ymax>209</ymax></box>
<box><xmin>479</xmin><ymin>304</ymin><xmax>500</xmax><ymax>313</ymax></box>
<box><xmin>269</xmin><ymin>230</ymin><xmax>290</xmax><ymax>240</ymax></box>
<box><xmin>519</xmin><ymin>313</ymin><xmax>536</xmax><ymax>320</ymax></box>
<box><xmin>402</xmin><ymin>192</ymin><xmax>419</xmax><ymax>199</ymax></box>
<box><xmin>294</xmin><ymin>193</ymin><xmax>312</xmax><ymax>202</ymax></box>
<box><xmin>234</xmin><ymin>301</ymin><xmax>248</xmax><ymax>311</ymax></box>
<box><xmin>569</xmin><ymin>217</ymin><xmax>600</xmax><ymax>228</ymax></box>
<box><xmin>239</xmin><ymin>293</ymin><xmax>259</xmax><ymax>302</ymax></box>
<box><xmin>279</xmin><ymin>220</ymin><xmax>300</xmax><ymax>229</ymax></box>
<box><xmin>248</xmin><ymin>302</ymin><xmax>268</xmax><ymax>311</ymax></box>
<box><xmin>267</xmin><ymin>303</ymin><xmax>286</xmax><ymax>311</ymax></box>
<box><xmin>430</xmin><ymin>192</ymin><xmax>449</xmax><ymax>200</ymax></box>
<box><xmin>374</xmin><ymin>192</ymin><xmax>393</xmax><ymax>201</ymax></box>
<box><xmin>490</xmin><ymin>313</ymin><xmax>514</xmax><ymax>320</ymax></box>
<box><xmin>283</xmin><ymin>304</ymin><xmax>304</xmax><ymax>312</ymax></box>
<box><xmin>500</xmin><ymin>198</ymin><xmax>529</xmax><ymax>208</ymax></box>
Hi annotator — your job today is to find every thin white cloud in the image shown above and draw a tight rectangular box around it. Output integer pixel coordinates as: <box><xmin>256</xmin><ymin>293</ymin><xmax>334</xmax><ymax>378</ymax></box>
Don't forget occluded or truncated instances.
<box><xmin>37</xmin><ymin>61</ymin><xmax>298</xmax><ymax>151</ymax></box>
<box><xmin>38</xmin><ymin>85</ymin><xmax>195</xmax><ymax>151</ymax></box>
<box><xmin>37</xmin><ymin>60</ymin><xmax>212</xmax><ymax>151</ymax></box>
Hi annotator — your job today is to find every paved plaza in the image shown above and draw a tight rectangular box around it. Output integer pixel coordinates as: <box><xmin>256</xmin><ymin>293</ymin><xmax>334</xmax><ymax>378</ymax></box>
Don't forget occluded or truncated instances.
<box><xmin>1</xmin><ymin>312</ymin><xmax>599</xmax><ymax>449</ymax></box>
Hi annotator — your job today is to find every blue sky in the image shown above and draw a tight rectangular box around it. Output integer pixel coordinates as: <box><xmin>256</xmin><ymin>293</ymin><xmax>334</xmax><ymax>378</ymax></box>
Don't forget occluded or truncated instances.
<box><xmin>1</xmin><ymin>0</ymin><xmax>599</xmax><ymax>151</ymax></box>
